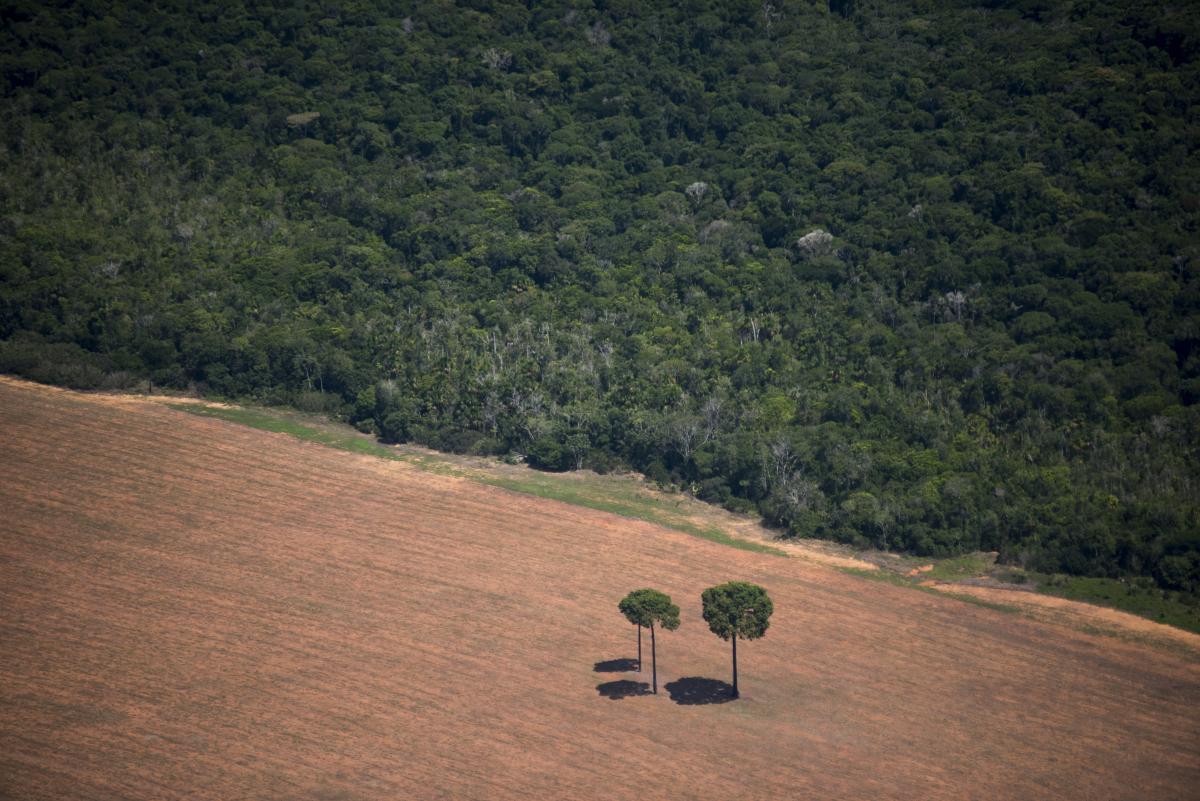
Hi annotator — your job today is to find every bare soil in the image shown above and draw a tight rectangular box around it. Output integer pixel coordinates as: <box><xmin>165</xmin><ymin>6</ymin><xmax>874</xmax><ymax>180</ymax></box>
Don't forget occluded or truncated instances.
<box><xmin>922</xmin><ymin>580</ymin><xmax>1200</xmax><ymax>655</ymax></box>
<box><xmin>1</xmin><ymin>377</ymin><xmax>1198</xmax><ymax>801</ymax></box>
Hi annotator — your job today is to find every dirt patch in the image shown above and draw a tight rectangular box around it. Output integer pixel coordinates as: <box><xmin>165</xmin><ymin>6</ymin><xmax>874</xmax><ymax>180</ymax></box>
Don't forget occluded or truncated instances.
<box><xmin>923</xmin><ymin>581</ymin><xmax>1200</xmax><ymax>657</ymax></box>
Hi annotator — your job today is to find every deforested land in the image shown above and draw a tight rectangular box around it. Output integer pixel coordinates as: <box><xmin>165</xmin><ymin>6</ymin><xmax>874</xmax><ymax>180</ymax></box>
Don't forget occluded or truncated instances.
<box><xmin>1</xmin><ymin>378</ymin><xmax>1198</xmax><ymax>800</ymax></box>
<box><xmin>2</xmin><ymin>2</ymin><xmax>1200</xmax><ymax>797</ymax></box>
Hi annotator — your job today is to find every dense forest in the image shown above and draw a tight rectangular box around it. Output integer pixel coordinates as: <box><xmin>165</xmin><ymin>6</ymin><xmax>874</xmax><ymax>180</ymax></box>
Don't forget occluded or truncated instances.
<box><xmin>2</xmin><ymin>0</ymin><xmax>1198</xmax><ymax>593</ymax></box>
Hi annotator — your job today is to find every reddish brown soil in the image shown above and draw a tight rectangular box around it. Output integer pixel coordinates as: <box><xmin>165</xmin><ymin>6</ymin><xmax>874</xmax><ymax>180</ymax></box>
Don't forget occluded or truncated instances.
<box><xmin>1</xmin><ymin>378</ymin><xmax>1198</xmax><ymax>801</ymax></box>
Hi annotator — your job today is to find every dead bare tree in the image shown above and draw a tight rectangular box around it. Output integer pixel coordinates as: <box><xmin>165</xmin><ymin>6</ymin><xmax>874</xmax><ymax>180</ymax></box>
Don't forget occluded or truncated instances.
<box><xmin>701</xmin><ymin>395</ymin><xmax>724</xmax><ymax>442</ymax></box>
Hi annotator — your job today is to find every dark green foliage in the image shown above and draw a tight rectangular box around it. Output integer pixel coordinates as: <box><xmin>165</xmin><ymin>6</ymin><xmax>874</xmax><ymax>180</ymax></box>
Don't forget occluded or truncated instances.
<box><xmin>0</xmin><ymin>333</ymin><xmax>139</xmax><ymax>390</ymax></box>
<box><xmin>701</xmin><ymin>581</ymin><xmax>773</xmax><ymax>698</ymax></box>
<box><xmin>619</xmin><ymin>589</ymin><xmax>681</xmax><ymax>633</ymax></box>
<box><xmin>526</xmin><ymin>435</ymin><xmax>568</xmax><ymax>471</ymax></box>
<box><xmin>700</xmin><ymin>582</ymin><xmax>773</xmax><ymax>642</ymax></box>
<box><xmin>619</xmin><ymin>588</ymin><xmax>680</xmax><ymax>693</ymax></box>
<box><xmin>1</xmin><ymin>0</ymin><xmax>1198</xmax><ymax>596</ymax></box>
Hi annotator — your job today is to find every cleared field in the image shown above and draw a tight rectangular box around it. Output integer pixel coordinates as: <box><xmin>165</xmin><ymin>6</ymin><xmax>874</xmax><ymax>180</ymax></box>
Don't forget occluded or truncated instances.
<box><xmin>1</xmin><ymin>378</ymin><xmax>1198</xmax><ymax>801</ymax></box>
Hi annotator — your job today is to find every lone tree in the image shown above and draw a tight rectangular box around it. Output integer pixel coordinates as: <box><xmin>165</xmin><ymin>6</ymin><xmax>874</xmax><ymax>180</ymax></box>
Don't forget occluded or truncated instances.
<box><xmin>700</xmin><ymin>582</ymin><xmax>773</xmax><ymax>699</ymax></box>
<box><xmin>618</xmin><ymin>591</ymin><xmax>645</xmax><ymax>672</ymax></box>
<box><xmin>618</xmin><ymin>589</ymin><xmax>680</xmax><ymax>694</ymax></box>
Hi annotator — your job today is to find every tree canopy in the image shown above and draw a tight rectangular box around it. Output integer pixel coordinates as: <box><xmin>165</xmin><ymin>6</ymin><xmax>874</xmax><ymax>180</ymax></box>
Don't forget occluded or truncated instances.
<box><xmin>619</xmin><ymin>589</ymin><xmax>681</xmax><ymax>631</ymax></box>
<box><xmin>701</xmin><ymin>582</ymin><xmax>773</xmax><ymax>641</ymax></box>
<box><xmin>618</xmin><ymin>588</ymin><xmax>679</xmax><ymax>694</ymax></box>
<box><xmin>701</xmin><ymin>581</ymin><xmax>773</xmax><ymax>699</ymax></box>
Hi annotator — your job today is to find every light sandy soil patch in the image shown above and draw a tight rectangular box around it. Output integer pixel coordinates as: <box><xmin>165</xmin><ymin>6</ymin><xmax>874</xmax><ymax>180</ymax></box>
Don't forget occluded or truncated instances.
<box><xmin>716</xmin><ymin>515</ymin><xmax>880</xmax><ymax>570</ymax></box>
<box><xmin>1</xmin><ymin>377</ymin><xmax>1198</xmax><ymax>800</ymax></box>
<box><xmin>921</xmin><ymin>581</ymin><xmax>1200</xmax><ymax>656</ymax></box>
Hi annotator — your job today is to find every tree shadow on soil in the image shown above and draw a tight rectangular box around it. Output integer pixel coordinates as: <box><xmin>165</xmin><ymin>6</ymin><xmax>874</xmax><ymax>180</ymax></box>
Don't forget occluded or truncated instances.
<box><xmin>594</xmin><ymin>658</ymin><xmax>639</xmax><ymax>673</ymax></box>
<box><xmin>664</xmin><ymin>677</ymin><xmax>735</xmax><ymax>705</ymax></box>
<box><xmin>596</xmin><ymin>680</ymin><xmax>651</xmax><ymax>700</ymax></box>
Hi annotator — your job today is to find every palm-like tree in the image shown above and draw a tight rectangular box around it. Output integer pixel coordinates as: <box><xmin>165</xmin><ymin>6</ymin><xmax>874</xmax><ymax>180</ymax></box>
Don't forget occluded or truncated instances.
<box><xmin>618</xmin><ymin>589</ymin><xmax>681</xmax><ymax>694</ymax></box>
<box><xmin>700</xmin><ymin>582</ymin><xmax>773</xmax><ymax>699</ymax></box>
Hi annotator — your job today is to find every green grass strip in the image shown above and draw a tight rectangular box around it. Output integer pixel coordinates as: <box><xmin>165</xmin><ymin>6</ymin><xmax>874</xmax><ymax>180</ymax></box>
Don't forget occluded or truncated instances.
<box><xmin>173</xmin><ymin>404</ymin><xmax>403</xmax><ymax>459</ymax></box>
<box><xmin>1039</xmin><ymin>575</ymin><xmax>1200</xmax><ymax>635</ymax></box>
<box><xmin>170</xmin><ymin>403</ymin><xmax>785</xmax><ymax>556</ymax></box>
<box><xmin>479</xmin><ymin>475</ymin><xmax>784</xmax><ymax>555</ymax></box>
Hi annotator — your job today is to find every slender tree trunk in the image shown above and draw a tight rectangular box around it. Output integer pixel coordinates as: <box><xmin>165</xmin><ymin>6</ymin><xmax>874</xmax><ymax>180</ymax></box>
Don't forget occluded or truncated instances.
<box><xmin>731</xmin><ymin>633</ymin><xmax>739</xmax><ymax>699</ymax></box>
<box><xmin>637</xmin><ymin>624</ymin><xmax>642</xmax><ymax>671</ymax></box>
<box><xmin>650</xmin><ymin>623</ymin><xmax>657</xmax><ymax>694</ymax></box>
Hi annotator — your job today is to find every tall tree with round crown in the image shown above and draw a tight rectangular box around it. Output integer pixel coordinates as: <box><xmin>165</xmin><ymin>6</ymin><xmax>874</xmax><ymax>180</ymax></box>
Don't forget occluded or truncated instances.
<box><xmin>701</xmin><ymin>582</ymin><xmax>773</xmax><ymax>699</ymax></box>
<box><xmin>618</xmin><ymin>589</ymin><xmax>680</xmax><ymax>694</ymax></box>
